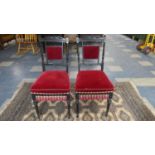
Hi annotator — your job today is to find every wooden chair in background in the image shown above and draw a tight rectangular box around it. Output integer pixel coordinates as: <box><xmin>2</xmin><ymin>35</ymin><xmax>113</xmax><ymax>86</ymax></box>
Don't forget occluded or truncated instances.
<box><xmin>16</xmin><ymin>34</ymin><xmax>39</xmax><ymax>55</ymax></box>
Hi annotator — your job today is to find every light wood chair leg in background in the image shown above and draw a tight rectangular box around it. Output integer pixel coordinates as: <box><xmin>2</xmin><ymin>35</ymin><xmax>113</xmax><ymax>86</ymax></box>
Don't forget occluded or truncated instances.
<box><xmin>16</xmin><ymin>43</ymin><xmax>21</xmax><ymax>55</ymax></box>
<box><xmin>31</xmin><ymin>43</ymin><xmax>35</xmax><ymax>54</ymax></box>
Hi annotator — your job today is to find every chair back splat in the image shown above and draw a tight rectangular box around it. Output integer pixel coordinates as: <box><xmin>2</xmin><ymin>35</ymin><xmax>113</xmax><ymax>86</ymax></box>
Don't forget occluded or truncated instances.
<box><xmin>76</xmin><ymin>35</ymin><xmax>106</xmax><ymax>71</ymax></box>
<box><xmin>38</xmin><ymin>35</ymin><xmax>69</xmax><ymax>73</ymax></box>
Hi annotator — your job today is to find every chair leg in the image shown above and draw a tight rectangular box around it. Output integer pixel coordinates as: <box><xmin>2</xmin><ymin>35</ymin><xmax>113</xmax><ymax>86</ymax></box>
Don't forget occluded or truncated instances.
<box><xmin>32</xmin><ymin>94</ymin><xmax>40</xmax><ymax>120</ymax></box>
<box><xmin>67</xmin><ymin>94</ymin><xmax>70</xmax><ymax>119</ymax></box>
<box><xmin>105</xmin><ymin>93</ymin><xmax>113</xmax><ymax>117</ymax></box>
<box><xmin>16</xmin><ymin>43</ymin><xmax>21</xmax><ymax>55</ymax></box>
<box><xmin>31</xmin><ymin>43</ymin><xmax>35</xmax><ymax>54</ymax></box>
<box><xmin>76</xmin><ymin>93</ymin><xmax>79</xmax><ymax>118</ymax></box>
<box><xmin>34</xmin><ymin>103</ymin><xmax>40</xmax><ymax>120</ymax></box>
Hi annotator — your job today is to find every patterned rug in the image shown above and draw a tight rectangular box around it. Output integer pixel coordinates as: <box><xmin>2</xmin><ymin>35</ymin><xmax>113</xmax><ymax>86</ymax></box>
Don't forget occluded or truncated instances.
<box><xmin>0</xmin><ymin>81</ymin><xmax>155</xmax><ymax>121</ymax></box>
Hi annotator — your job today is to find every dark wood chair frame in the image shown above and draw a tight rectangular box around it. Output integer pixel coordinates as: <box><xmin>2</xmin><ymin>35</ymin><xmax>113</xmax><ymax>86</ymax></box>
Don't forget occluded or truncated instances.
<box><xmin>76</xmin><ymin>35</ymin><xmax>113</xmax><ymax>118</ymax></box>
<box><xmin>31</xmin><ymin>36</ymin><xmax>70</xmax><ymax>119</ymax></box>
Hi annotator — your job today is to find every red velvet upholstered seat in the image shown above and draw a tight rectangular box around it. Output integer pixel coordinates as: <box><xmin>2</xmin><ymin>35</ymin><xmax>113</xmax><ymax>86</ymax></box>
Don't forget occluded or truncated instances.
<box><xmin>31</xmin><ymin>71</ymin><xmax>70</xmax><ymax>94</ymax></box>
<box><xmin>75</xmin><ymin>70</ymin><xmax>114</xmax><ymax>92</ymax></box>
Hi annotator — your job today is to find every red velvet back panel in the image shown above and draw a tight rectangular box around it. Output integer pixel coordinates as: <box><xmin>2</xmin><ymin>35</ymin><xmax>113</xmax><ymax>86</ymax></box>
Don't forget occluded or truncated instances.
<box><xmin>46</xmin><ymin>46</ymin><xmax>63</xmax><ymax>60</ymax></box>
<box><xmin>83</xmin><ymin>46</ymin><xmax>99</xmax><ymax>59</ymax></box>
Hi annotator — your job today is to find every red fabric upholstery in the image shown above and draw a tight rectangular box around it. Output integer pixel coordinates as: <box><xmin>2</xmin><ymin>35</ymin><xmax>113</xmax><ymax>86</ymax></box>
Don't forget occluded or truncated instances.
<box><xmin>31</xmin><ymin>71</ymin><xmax>70</xmax><ymax>94</ymax></box>
<box><xmin>46</xmin><ymin>46</ymin><xmax>62</xmax><ymax>60</ymax></box>
<box><xmin>83</xmin><ymin>46</ymin><xmax>99</xmax><ymax>59</ymax></box>
<box><xmin>80</xmin><ymin>94</ymin><xmax>108</xmax><ymax>100</ymax></box>
<box><xmin>75</xmin><ymin>70</ymin><xmax>114</xmax><ymax>92</ymax></box>
<box><xmin>35</xmin><ymin>96</ymin><xmax>67</xmax><ymax>102</ymax></box>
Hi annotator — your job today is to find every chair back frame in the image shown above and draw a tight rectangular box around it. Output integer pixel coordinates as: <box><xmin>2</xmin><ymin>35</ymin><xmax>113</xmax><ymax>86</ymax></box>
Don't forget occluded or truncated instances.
<box><xmin>39</xmin><ymin>36</ymin><xmax>69</xmax><ymax>73</ymax></box>
<box><xmin>76</xmin><ymin>36</ymin><xmax>106</xmax><ymax>71</ymax></box>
